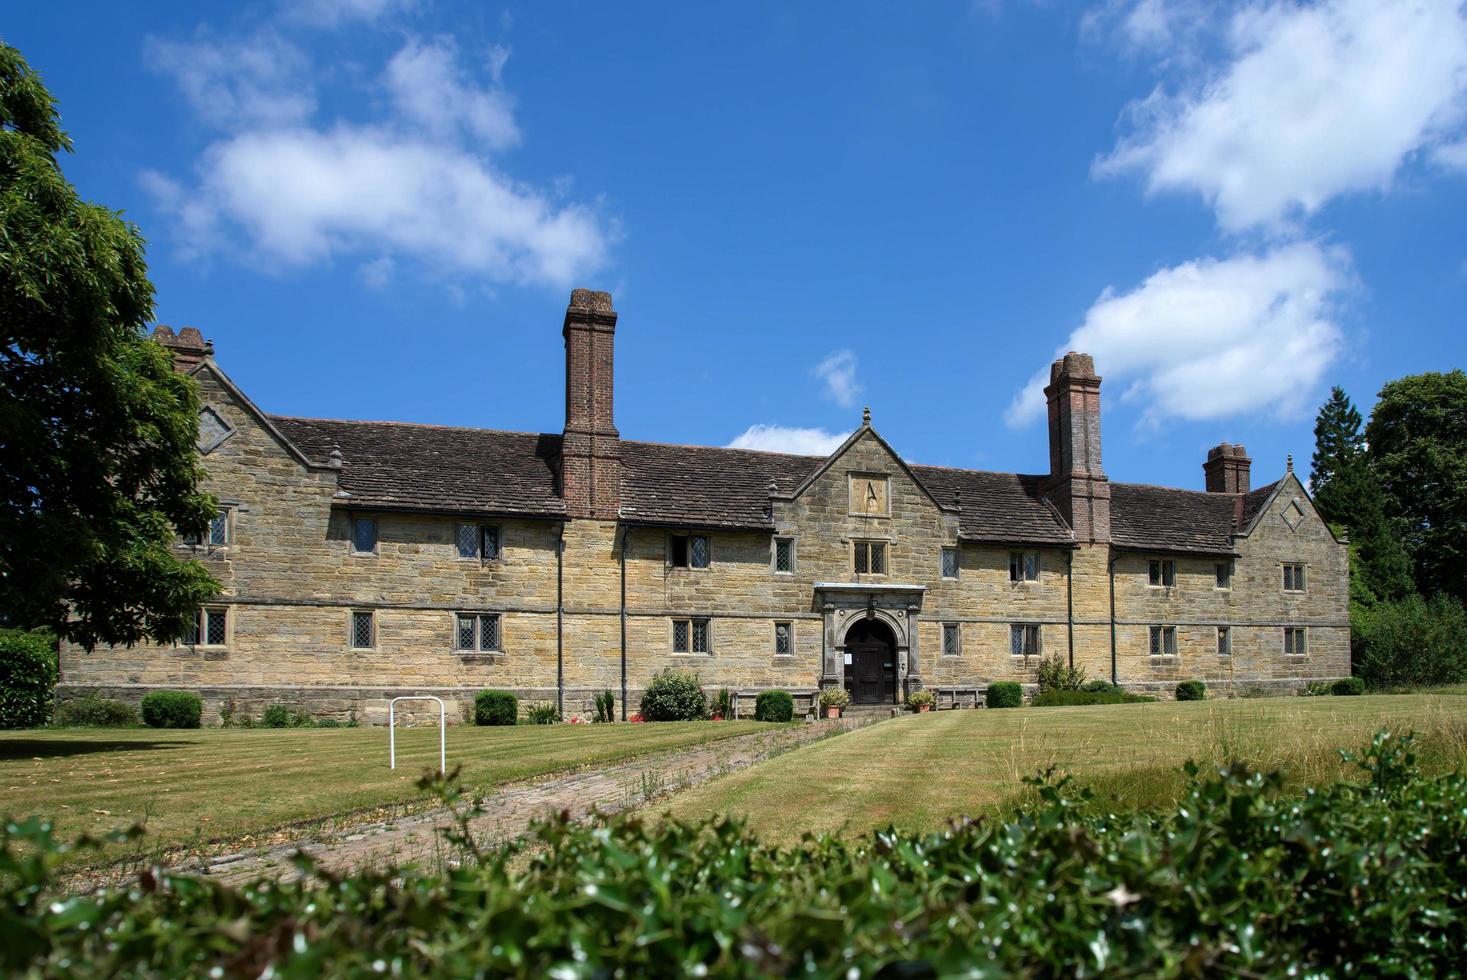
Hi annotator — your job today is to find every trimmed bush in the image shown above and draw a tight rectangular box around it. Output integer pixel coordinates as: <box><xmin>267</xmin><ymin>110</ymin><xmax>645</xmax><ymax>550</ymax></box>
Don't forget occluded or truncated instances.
<box><xmin>1332</xmin><ymin>676</ymin><xmax>1366</xmax><ymax>696</ymax></box>
<box><xmin>1175</xmin><ymin>680</ymin><xmax>1206</xmax><ymax>702</ymax></box>
<box><xmin>261</xmin><ymin>704</ymin><xmax>290</xmax><ymax>728</ymax></box>
<box><xmin>1031</xmin><ymin>689</ymin><xmax>1156</xmax><ymax>707</ymax></box>
<box><xmin>986</xmin><ymin>681</ymin><xmax>1021</xmax><ymax>708</ymax></box>
<box><xmin>53</xmin><ymin>695</ymin><xmax>138</xmax><ymax>728</ymax></box>
<box><xmin>139</xmin><ymin>690</ymin><xmax>202</xmax><ymax>729</ymax></box>
<box><xmin>475</xmin><ymin>690</ymin><xmax>518</xmax><ymax>726</ymax></box>
<box><xmin>753</xmin><ymin>690</ymin><xmax>794</xmax><ymax>723</ymax></box>
<box><xmin>0</xmin><ymin>628</ymin><xmax>58</xmax><ymax>730</ymax></box>
<box><xmin>639</xmin><ymin>668</ymin><xmax>707</xmax><ymax>721</ymax></box>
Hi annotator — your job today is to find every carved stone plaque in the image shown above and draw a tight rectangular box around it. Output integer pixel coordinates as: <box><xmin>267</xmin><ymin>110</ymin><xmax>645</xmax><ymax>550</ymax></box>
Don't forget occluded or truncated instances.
<box><xmin>197</xmin><ymin>406</ymin><xmax>234</xmax><ymax>455</ymax></box>
<box><xmin>849</xmin><ymin>473</ymin><xmax>890</xmax><ymax>516</ymax></box>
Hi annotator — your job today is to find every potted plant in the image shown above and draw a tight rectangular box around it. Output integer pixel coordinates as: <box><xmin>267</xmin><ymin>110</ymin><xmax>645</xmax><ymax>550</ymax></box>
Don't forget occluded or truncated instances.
<box><xmin>818</xmin><ymin>688</ymin><xmax>851</xmax><ymax>719</ymax></box>
<box><xmin>907</xmin><ymin>689</ymin><xmax>936</xmax><ymax>713</ymax></box>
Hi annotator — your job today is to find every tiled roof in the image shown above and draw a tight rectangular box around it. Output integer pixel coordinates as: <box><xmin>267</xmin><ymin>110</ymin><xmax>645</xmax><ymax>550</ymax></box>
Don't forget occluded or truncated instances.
<box><xmin>1109</xmin><ymin>483</ymin><xmax>1241</xmax><ymax>554</ymax></box>
<box><xmin>1241</xmin><ymin>479</ymin><xmax>1282</xmax><ymax>529</ymax></box>
<box><xmin>267</xmin><ymin>416</ymin><xmax>1264</xmax><ymax>552</ymax></box>
<box><xmin>270</xmin><ymin>417</ymin><xmax>567</xmax><ymax>518</ymax></box>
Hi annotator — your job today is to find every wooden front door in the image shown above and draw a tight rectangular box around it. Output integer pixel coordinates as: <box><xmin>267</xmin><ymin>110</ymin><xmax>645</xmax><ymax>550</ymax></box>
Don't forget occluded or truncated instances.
<box><xmin>844</xmin><ymin>620</ymin><xmax>897</xmax><ymax>704</ymax></box>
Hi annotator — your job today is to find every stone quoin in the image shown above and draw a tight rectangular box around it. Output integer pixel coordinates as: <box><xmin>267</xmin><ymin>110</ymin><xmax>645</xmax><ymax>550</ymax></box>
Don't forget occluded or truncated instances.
<box><xmin>58</xmin><ymin>291</ymin><xmax>1351</xmax><ymax>722</ymax></box>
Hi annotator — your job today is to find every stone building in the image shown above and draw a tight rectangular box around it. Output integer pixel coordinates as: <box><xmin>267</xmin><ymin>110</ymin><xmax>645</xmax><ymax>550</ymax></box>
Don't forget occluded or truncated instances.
<box><xmin>58</xmin><ymin>290</ymin><xmax>1350</xmax><ymax>722</ymax></box>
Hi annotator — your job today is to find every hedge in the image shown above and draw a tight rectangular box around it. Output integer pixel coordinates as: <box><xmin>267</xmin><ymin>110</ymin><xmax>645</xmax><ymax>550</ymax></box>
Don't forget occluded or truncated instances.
<box><xmin>139</xmin><ymin>690</ymin><xmax>202</xmax><ymax>729</ymax></box>
<box><xmin>53</xmin><ymin>695</ymin><xmax>138</xmax><ymax>727</ymax></box>
<box><xmin>640</xmin><ymin>668</ymin><xmax>707</xmax><ymax>721</ymax></box>
<box><xmin>3</xmin><ymin>733</ymin><xmax>1461</xmax><ymax>976</ymax></box>
<box><xmin>1175</xmin><ymin>680</ymin><xmax>1207</xmax><ymax>702</ymax></box>
<box><xmin>1031</xmin><ymin>689</ymin><xmax>1155</xmax><ymax>707</ymax></box>
<box><xmin>474</xmin><ymin>690</ymin><xmax>518</xmax><ymax>726</ymax></box>
<box><xmin>0</xmin><ymin>628</ymin><xmax>57</xmax><ymax>729</ymax></box>
<box><xmin>985</xmin><ymin>681</ymin><xmax>1021</xmax><ymax>708</ymax></box>
<box><xmin>753</xmin><ymin>690</ymin><xmax>793</xmax><ymax>722</ymax></box>
<box><xmin>1332</xmin><ymin>676</ymin><xmax>1366</xmax><ymax>696</ymax></box>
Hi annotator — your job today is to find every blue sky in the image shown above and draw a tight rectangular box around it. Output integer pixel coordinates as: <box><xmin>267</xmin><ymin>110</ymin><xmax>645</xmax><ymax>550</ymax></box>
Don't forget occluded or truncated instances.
<box><xmin>8</xmin><ymin>0</ymin><xmax>1467</xmax><ymax>489</ymax></box>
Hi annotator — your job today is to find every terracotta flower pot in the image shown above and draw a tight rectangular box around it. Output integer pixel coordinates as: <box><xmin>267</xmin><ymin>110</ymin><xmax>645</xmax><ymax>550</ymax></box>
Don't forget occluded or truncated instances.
<box><xmin>917</xmin><ymin>704</ymin><xmax>931</xmax><ymax>713</ymax></box>
<box><xmin>825</xmin><ymin>706</ymin><xmax>841</xmax><ymax>719</ymax></box>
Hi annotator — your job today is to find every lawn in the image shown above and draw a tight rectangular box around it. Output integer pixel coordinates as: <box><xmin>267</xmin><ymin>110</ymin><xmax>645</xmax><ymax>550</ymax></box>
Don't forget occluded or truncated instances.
<box><xmin>653</xmin><ymin>692</ymin><xmax>1467</xmax><ymax>844</ymax></box>
<box><xmin>0</xmin><ymin>720</ymin><xmax>770</xmax><ymax>864</ymax></box>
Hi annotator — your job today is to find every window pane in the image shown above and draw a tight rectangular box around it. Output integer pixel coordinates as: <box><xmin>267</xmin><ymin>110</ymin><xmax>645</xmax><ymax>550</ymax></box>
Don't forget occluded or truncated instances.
<box><xmin>1218</xmin><ymin>627</ymin><xmax>1230</xmax><ymax>656</ymax></box>
<box><xmin>1026</xmin><ymin>626</ymin><xmax>1040</xmax><ymax>656</ymax></box>
<box><xmin>691</xmin><ymin>536</ymin><xmax>709</xmax><ymax>569</ymax></box>
<box><xmin>1149</xmin><ymin>561</ymin><xmax>1161</xmax><ymax>586</ymax></box>
<box><xmin>942</xmin><ymin>548</ymin><xmax>958</xmax><ymax>579</ymax></box>
<box><xmin>209</xmin><ymin>512</ymin><xmax>229</xmax><ymax>546</ymax></box>
<box><xmin>1297</xmin><ymin>629</ymin><xmax>1306</xmax><ymax>655</ymax></box>
<box><xmin>775</xmin><ymin>539</ymin><xmax>793</xmax><ymax>573</ymax></box>
<box><xmin>351</xmin><ymin>611</ymin><xmax>374</xmax><ymax>649</ymax></box>
<box><xmin>854</xmin><ymin>544</ymin><xmax>869</xmax><ymax>574</ymax></box>
<box><xmin>352</xmin><ymin>518</ymin><xmax>376</xmax><ymax>554</ymax></box>
<box><xmin>673</xmin><ymin>620</ymin><xmax>689</xmax><ymax>652</ymax></box>
<box><xmin>480</xmin><ymin>614</ymin><xmax>500</xmax><ymax>651</ymax></box>
<box><xmin>1009</xmin><ymin>553</ymin><xmax>1022</xmax><ymax>582</ymax></box>
<box><xmin>1025</xmin><ymin>554</ymin><xmax>1039</xmax><ymax>581</ymax></box>
<box><xmin>1010</xmin><ymin>625</ymin><xmax>1023</xmax><ymax>656</ymax></box>
<box><xmin>482</xmin><ymin>526</ymin><xmax>500</xmax><ymax>561</ymax></box>
<box><xmin>944</xmin><ymin>624</ymin><xmax>958</xmax><ymax>655</ymax></box>
<box><xmin>1216</xmin><ymin>563</ymin><xmax>1230</xmax><ymax>588</ymax></box>
<box><xmin>1150</xmin><ymin>627</ymin><xmax>1161</xmax><ymax>656</ymax></box>
<box><xmin>775</xmin><ymin>622</ymin><xmax>791</xmax><ymax>655</ymax></box>
<box><xmin>456</xmin><ymin>614</ymin><xmax>476</xmax><ymax>650</ymax></box>
<box><xmin>870</xmin><ymin>543</ymin><xmax>885</xmax><ymax>575</ymax></box>
<box><xmin>456</xmin><ymin>525</ymin><xmax>479</xmax><ymax>559</ymax></box>
<box><xmin>692</xmin><ymin>619</ymin><xmax>709</xmax><ymax>653</ymax></box>
<box><xmin>205</xmin><ymin>609</ymin><xmax>227</xmax><ymax>645</ymax></box>
<box><xmin>1296</xmin><ymin>567</ymin><xmax>1306</xmax><ymax>591</ymax></box>
<box><xmin>1165</xmin><ymin>628</ymin><xmax>1177</xmax><ymax>655</ymax></box>
<box><xmin>183</xmin><ymin>611</ymin><xmax>201</xmax><ymax>645</ymax></box>
<box><xmin>671</xmin><ymin>536</ymin><xmax>689</xmax><ymax>567</ymax></box>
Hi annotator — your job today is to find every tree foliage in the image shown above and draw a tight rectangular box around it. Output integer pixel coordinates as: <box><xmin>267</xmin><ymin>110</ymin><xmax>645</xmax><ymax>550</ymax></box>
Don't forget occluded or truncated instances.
<box><xmin>0</xmin><ymin>42</ymin><xmax>218</xmax><ymax>648</ymax></box>
<box><xmin>1365</xmin><ymin>370</ymin><xmax>1467</xmax><ymax>604</ymax></box>
<box><xmin>1310</xmin><ymin>385</ymin><xmax>1364</xmax><ymax>491</ymax></box>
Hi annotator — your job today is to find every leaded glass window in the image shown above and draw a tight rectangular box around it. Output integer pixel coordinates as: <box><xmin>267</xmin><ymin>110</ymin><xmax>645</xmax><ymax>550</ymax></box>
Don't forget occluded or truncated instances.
<box><xmin>350</xmin><ymin>610</ymin><xmax>375</xmax><ymax>649</ymax></box>
<box><xmin>1284</xmin><ymin>626</ymin><xmax>1308</xmax><ymax>656</ymax></box>
<box><xmin>774</xmin><ymin>538</ymin><xmax>794</xmax><ymax>573</ymax></box>
<box><xmin>1149</xmin><ymin>559</ymin><xmax>1176</xmax><ymax>587</ymax></box>
<box><xmin>1009</xmin><ymin>552</ymin><xmax>1039</xmax><ymax>582</ymax></box>
<box><xmin>205</xmin><ymin>608</ymin><xmax>227</xmax><ymax>645</ymax></box>
<box><xmin>482</xmin><ymin>525</ymin><xmax>500</xmax><ymax>561</ymax></box>
<box><xmin>941</xmin><ymin>547</ymin><xmax>959</xmax><ymax>579</ymax></box>
<box><xmin>351</xmin><ymin>518</ymin><xmax>377</xmax><ymax>555</ymax></box>
<box><xmin>1215</xmin><ymin>562</ymin><xmax>1232</xmax><ymax>590</ymax></box>
<box><xmin>1149</xmin><ymin>625</ymin><xmax>1176</xmax><ymax>657</ymax></box>
<box><xmin>774</xmin><ymin>621</ymin><xmax>792</xmax><ymax>655</ymax></box>
<box><xmin>480</xmin><ymin>613</ymin><xmax>501</xmax><ymax>651</ymax></box>
<box><xmin>943</xmin><ymin>622</ymin><xmax>960</xmax><ymax>656</ymax></box>
<box><xmin>673</xmin><ymin>619</ymin><xmax>690</xmax><ymax>652</ymax></box>
<box><xmin>209</xmin><ymin>511</ymin><xmax>229</xmax><ymax>546</ymax></box>
<box><xmin>1217</xmin><ymin>626</ymin><xmax>1231</xmax><ymax>656</ymax></box>
<box><xmin>457</xmin><ymin>524</ymin><xmax>502</xmax><ymax>561</ymax></box>
<box><xmin>690</xmin><ymin>535</ymin><xmax>709</xmax><ymax>569</ymax></box>
<box><xmin>456</xmin><ymin>524</ymin><xmax>479</xmax><ymax>558</ymax></box>
<box><xmin>854</xmin><ymin>541</ymin><xmax>886</xmax><ymax>575</ymax></box>
<box><xmin>1010</xmin><ymin>624</ymin><xmax>1040</xmax><ymax>657</ymax></box>
<box><xmin>671</xmin><ymin>534</ymin><xmax>710</xmax><ymax>569</ymax></box>
<box><xmin>1283</xmin><ymin>563</ymin><xmax>1307</xmax><ymax>592</ymax></box>
<box><xmin>692</xmin><ymin>618</ymin><xmax>709</xmax><ymax>653</ymax></box>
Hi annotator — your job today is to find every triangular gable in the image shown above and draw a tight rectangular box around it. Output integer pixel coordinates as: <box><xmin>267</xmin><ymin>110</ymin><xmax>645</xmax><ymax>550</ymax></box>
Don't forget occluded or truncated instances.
<box><xmin>1238</xmin><ymin>470</ymin><xmax>1347</xmax><ymax>545</ymax></box>
<box><xmin>187</xmin><ymin>359</ymin><xmax>332</xmax><ymax>472</ymax></box>
<box><xmin>784</xmin><ymin>422</ymin><xmax>958</xmax><ymax>515</ymax></box>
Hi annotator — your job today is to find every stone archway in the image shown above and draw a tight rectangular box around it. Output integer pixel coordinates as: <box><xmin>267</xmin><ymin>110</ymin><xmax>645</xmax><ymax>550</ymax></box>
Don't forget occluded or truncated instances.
<box><xmin>843</xmin><ymin>618</ymin><xmax>898</xmax><ymax>704</ymax></box>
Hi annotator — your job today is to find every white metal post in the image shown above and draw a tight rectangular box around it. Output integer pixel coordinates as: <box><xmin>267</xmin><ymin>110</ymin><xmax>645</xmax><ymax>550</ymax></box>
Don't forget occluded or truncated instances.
<box><xmin>388</xmin><ymin>695</ymin><xmax>446</xmax><ymax>774</ymax></box>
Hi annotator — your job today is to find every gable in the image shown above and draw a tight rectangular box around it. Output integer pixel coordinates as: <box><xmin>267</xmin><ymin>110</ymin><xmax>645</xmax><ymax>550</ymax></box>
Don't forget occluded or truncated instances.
<box><xmin>190</xmin><ymin>361</ymin><xmax>320</xmax><ymax>472</ymax></box>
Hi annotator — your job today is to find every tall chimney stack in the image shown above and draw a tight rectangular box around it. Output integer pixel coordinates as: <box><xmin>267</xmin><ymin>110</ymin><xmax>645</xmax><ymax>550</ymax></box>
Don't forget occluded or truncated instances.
<box><xmin>1203</xmin><ymin>443</ymin><xmax>1251</xmax><ymax>494</ymax></box>
<box><xmin>151</xmin><ymin>325</ymin><xmax>211</xmax><ymax>373</ymax></box>
<box><xmin>560</xmin><ymin>289</ymin><xmax>620</xmax><ymax>520</ymax></box>
<box><xmin>1043</xmin><ymin>352</ymin><xmax>1110</xmax><ymax>543</ymax></box>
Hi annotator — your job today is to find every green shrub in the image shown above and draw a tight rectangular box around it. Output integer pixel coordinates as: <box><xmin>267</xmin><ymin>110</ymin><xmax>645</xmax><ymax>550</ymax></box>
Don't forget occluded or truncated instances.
<box><xmin>1354</xmin><ymin>593</ymin><xmax>1467</xmax><ymax>689</ymax></box>
<box><xmin>986</xmin><ymin>681</ymin><xmax>1021</xmax><ymax>708</ymax></box>
<box><xmin>1331</xmin><ymin>676</ymin><xmax>1366</xmax><ymax>696</ymax></box>
<box><xmin>315</xmin><ymin>718</ymin><xmax>342</xmax><ymax>728</ymax></box>
<box><xmin>907</xmin><ymin>689</ymin><xmax>935</xmax><ymax>710</ymax></box>
<box><xmin>1035</xmin><ymin>654</ymin><xmax>1085</xmax><ymax>693</ymax></box>
<box><xmin>261</xmin><ymin>704</ymin><xmax>290</xmax><ymax>728</ymax></box>
<box><xmin>753</xmin><ymin>690</ymin><xmax>793</xmax><ymax>723</ymax></box>
<box><xmin>474</xmin><ymin>690</ymin><xmax>518</xmax><ymax>726</ymax></box>
<box><xmin>1175</xmin><ymin>680</ymin><xmax>1206</xmax><ymax>702</ymax></box>
<box><xmin>0</xmin><ymin>628</ymin><xmax>58</xmax><ymax>729</ymax></box>
<box><xmin>525</xmin><ymin>703</ymin><xmax>561</xmax><ymax>725</ymax></box>
<box><xmin>1300</xmin><ymin>681</ymin><xmax>1333</xmax><ymax>697</ymax></box>
<box><xmin>1031</xmin><ymin>690</ymin><xmax>1156</xmax><ymax>707</ymax></box>
<box><xmin>1080</xmin><ymin>679</ymin><xmax>1120</xmax><ymax>694</ymax></box>
<box><xmin>593</xmin><ymin>690</ymin><xmax>616</xmax><ymax>723</ymax></box>
<box><xmin>139</xmin><ymin>690</ymin><xmax>202</xmax><ymax>729</ymax></box>
<box><xmin>639</xmin><ymin>668</ymin><xmax>707</xmax><ymax>721</ymax></box>
<box><xmin>711</xmin><ymin>688</ymin><xmax>734</xmax><ymax>720</ymax></box>
<box><xmin>53</xmin><ymin>695</ymin><xmax>138</xmax><ymax>728</ymax></box>
<box><xmin>3</xmin><ymin>733</ymin><xmax>1461</xmax><ymax>977</ymax></box>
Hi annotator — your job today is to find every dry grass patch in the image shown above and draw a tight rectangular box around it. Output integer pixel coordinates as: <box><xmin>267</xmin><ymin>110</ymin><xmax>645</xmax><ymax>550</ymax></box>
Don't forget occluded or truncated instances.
<box><xmin>653</xmin><ymin>693</ymin><xmax>1467</xmax><ymax>843</ymax></box>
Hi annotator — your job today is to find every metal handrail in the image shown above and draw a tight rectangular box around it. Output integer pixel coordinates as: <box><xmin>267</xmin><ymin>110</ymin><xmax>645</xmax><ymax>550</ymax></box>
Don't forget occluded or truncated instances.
<box><xmin>388</xmin><ymin>696</ymin><xmax>446</xmax><ymax>774</ymax></box>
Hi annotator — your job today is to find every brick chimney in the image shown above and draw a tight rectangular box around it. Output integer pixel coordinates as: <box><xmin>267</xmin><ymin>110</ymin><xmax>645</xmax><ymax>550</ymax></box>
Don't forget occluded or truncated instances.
<box><xmin>1203</xmin><ymin>443</ymin><xmax>1251</xmax><ymax>494</ymax></box>
<box><xmin>1043</xmin><ymin>352</ymin><xmax>1110</xmax><ymax>543</ymax></box>
<box><xmin>560</xmin><ymin>289</ymin><xmax>620</xmax><ymax>520</ymax></box>
<box><xmin>151</xmin><ymin>325</ymin><xmax>211</xmax><ymax>373</ymax></box>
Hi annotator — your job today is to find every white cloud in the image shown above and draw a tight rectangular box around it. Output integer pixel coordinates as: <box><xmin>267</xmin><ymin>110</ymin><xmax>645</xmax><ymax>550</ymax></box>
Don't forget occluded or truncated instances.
<box><xmin>145</xmin><ymin>33</ymin><xmax>315</xmax><ymax>128</ymax></box>
<box><xmin>145</xmin><ymin>29</ymin><xmax>610</xmax><ymax>288</ymax></box>
<box><xmin>728</xmin><ymin>425</ymin><xmax>851</xmax><ymax>456</ymax></box>
<box><xmin>813</xmin><ymin>349</ymin><xmax>862</xmax><ymax>408</ymax></box>
<box><xmin>1096</xmin><ymin>0</ymin><xmax>1467</xmax><ymax>231</ymax></box>
<box><xmin>1082</xmin><ymin>0</ymin><xmax>1213</xmax><ymax>58</ymax></box>
<box><xmin>385</xmin><ymin>36</ymin><xmax>519</xmax><ymax>150</ymax></box>
<box><xmin>1435</xmin><ymin>138</ymin><xmax>1467</xmax><ymax>170</ymax></box>
<box><xmin>359</xmin><ymin>256</ymin><xmax>395</xmax><ymax>288</ymax></box>
<box><xmin>285</xmin><ymin>0</ymin><xmax>415</xmax><ymax>27</ymax></box>
<box><xmin>1004</xmin><ymin>242</ymin><xmax>1350</xmax><ymax>427</ymax></box>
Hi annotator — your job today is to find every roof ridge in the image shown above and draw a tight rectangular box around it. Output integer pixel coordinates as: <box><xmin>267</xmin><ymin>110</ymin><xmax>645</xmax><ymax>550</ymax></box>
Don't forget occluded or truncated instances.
<box><xmin>622</xmin><ymin>438</ymin><xmax>825</xmax><ymax>461</ymax></box>
<box><xmin>269</xmin><ymin>415</ymin><xmax>554</xmax><ymax>439</ymax></box>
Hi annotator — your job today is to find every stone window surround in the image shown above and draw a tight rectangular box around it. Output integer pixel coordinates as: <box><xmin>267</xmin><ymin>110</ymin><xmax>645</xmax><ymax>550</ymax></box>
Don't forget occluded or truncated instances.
<box><xmin>851</xmin><ymin>538</ymin><xmax>889</xmax><ymax>576</ymax></box>
<box><xmin>1148</xmin><ymin>558</ymin><xmax>1177</xmax><ymax>589</ymax></box>
<box><xmin>773</xmin><ymin>620</ymin><xmax>794</xmax><ymax>657</ymax></box>
<box><xmin>350</xmin><ymin>516</ymin><xmax>378</xmax><ymax>556</ymax></box>
<box><xmin>772</xmin><ymin>536</ymin><xmax>795</xmax><ymax>575</ymax></box>
<box><xmin>1215</xmin><ymin>561</ymin><xmax>1232</xmax><ymax>591</ymax></box>
<box><xmin>1217</xmin><ymin>625</ymin><xmax>1231</xmax><ymax>656</ymax></box>
<box><xmin>1283</xmin><ymin>562</ymin><xmax>1308</xmax><ymax>593</ymax></box>
<box><xmin>940</xmin><ymin>546</ymin><xmax>959</xmax><ymax>580</ymax></box>
<box><xmin>942</xmin><ymin>621</ymin><xmax>961</xmax><ymax>657</ymax></box>
<box><xmin>455</xmin><ymin>611</ymin><xmax>502</xmax><ymax>653</ymax></box>
<box><xmin>181</xmin><ymin>605</ymin><xmax>229</xmax><ymax>648</ymax></box>
<box><xmin>668</xmin><ymin>532</ymin><xmax>712</xmax><ymax>571</ymax></box>
<box><xmin>181</xmin><ymin>500</ymin><xmax>244</xmax><ymax>551</ymax></box>
<box><xmin>348</xmin><ymin>609</ymin><xmax>377</xmax><ymax>651</ymax></box>
<box><xmin>1008</xmin><ymin>551</ymin><xmax>1040</xmax><ymax>584</ymax></box>
<box><xmin>1283</xmin><ymin>626</ymin><xmax>1309</xmax><ymax>657</ymax></box>
<box><xmin>671</xmin><ymin>616</ymin><xmax>712</xmax><ymax>655</ymax></box>
<box><xmin>455</xmin><ymin>523</ymin><xmax>502</xmax><ymax>563</ymax></box>
<box><xmin>1010</xmin><ymin>623</ymin><xmax>1041</xmax><ymax>659</ymax></box>
<box><xmin>1149</xmin><ymin>624</ymin><xmax>1178</xmax><ymax>657</ymax></box>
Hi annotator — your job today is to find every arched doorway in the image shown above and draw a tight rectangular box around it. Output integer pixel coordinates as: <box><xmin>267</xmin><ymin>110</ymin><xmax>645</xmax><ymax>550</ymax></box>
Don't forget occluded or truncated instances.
<box><xmin>844</xmin><ymin>618</ymin><xmax>898</xmax><ymax>705</ymax></box>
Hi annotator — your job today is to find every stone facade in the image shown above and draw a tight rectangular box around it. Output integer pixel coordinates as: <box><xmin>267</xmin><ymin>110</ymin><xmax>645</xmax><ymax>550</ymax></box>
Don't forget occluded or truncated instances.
<box><xmin>58</xmin><ymin>292</ymin><xmax>1351</xmax><ymax>722</ymax></box>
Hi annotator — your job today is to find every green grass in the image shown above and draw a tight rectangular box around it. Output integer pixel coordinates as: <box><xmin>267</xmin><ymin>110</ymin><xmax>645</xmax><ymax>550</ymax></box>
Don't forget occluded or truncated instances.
<box><xmin>653</xmin><ymin>693</ymin><xmax>1467</xmax><ymax>844</ymax></box>
<box><xmin>0</xmin><ymin>721</ymin><xmax>771</xmax><ymax>863</ymax></box>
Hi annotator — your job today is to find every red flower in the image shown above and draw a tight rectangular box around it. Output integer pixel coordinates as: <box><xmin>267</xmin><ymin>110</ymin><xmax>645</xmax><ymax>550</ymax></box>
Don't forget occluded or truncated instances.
<box><xmin>628</xmin><ymin>713</ymin><xmax>645</xmax><ymax>723</ymax></box>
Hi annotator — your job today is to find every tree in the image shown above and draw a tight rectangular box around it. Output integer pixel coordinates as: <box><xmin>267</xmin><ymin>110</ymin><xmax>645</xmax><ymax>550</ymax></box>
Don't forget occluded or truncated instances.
<box><xmin>1</xmin><ymin>43</ymin><xmax>219</xmax><ymax>649</ymax></box>
<box><xmin>1309</xmin><ymin>388</ymin><xmax>1413</xmax><ymax>604</ymax></box>
<box><xmin>1365</xmin><ymin>371</ymin><xmax>1467</xmax><ymax>604</ymax></box>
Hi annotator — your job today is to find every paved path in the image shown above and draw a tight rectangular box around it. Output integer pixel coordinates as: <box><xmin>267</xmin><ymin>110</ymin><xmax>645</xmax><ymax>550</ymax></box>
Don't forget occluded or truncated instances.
<box><xmin>167</xmin><ymin>717</ymin><xmax>869</xmax><ymax>886</ymax></box>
